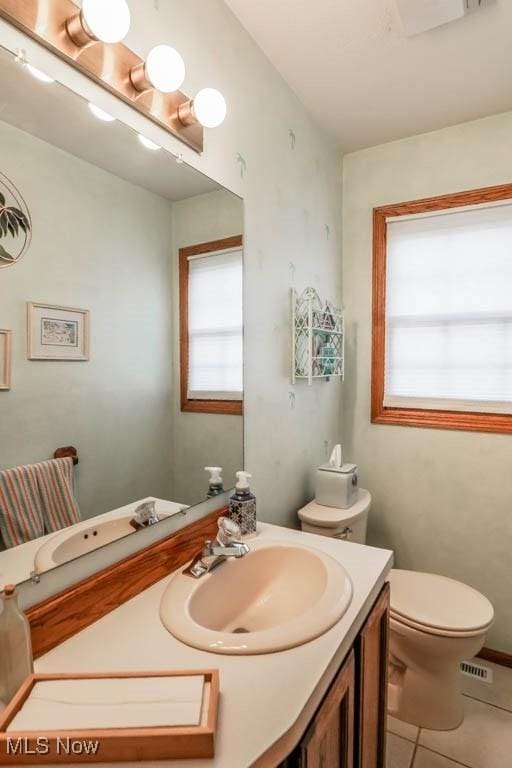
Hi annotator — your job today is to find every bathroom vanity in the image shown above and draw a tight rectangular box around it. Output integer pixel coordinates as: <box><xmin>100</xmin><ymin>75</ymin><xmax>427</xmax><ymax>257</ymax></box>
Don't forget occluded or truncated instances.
<box><xmin>29</xmin><ymin>524</ymin><xmax>392</xmax><ymax>768</ymax></box>
<box><xmin>278</xmin><ymin>584</ymin><xmax>389</xmax><ymax>768</ymax></box>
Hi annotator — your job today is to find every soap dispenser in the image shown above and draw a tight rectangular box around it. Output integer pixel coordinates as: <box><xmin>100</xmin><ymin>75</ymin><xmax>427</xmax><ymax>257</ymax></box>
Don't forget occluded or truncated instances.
<box><xmin>0</xmin><ymin>584</ymin><xmax>34</xmax><ymax>706</ymax></box>
<box><xmin>205</xmin><ymin>467</ymin><xmax>224</xmax><ymax>498</ymax></box>
<box><xmin>229</xmin><ymin>471</ymin><xmax>256</xmax><ymax>537</ymax></box>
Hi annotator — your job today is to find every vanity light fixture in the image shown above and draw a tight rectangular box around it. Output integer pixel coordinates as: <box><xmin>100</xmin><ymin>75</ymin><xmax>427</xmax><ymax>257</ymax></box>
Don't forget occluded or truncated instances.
<box><xmin>0</xmin><ymin>0</ymin><xmax>227</xmax><ymax>152</ymax></box>
<box><xmin>137</xmin><ymin>134</ymin><xmax>161</xmax><ymax>151</ymax></box>
<box><xmin>25</xmin><ymin>64</ymin><xmax>55</xmax><ymax>84</ymax></box>
<box><xmin>130</xmin><ymin>44</ymin><xmax>186</xmax><ymax>94</ymax></box>
<box><xmin>88</xmin><ymin>103</ymin><xmax>116</xmax><ymax>122</ymax></box>
<box><xmin>66</xmin><ymin>0</ymin><xmax>131</xmax><ymax>47</ymax></box>
<box><xmin>177</xmin><ymin>88</ymin><xmax>227</xmax><ymax>129</ymax></box>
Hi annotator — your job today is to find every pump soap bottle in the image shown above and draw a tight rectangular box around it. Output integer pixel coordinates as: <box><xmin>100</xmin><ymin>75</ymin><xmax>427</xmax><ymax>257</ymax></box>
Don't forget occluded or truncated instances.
<box><xmin>229</xmin><ymin>471</ymin><xmax>257</xmax><ymax>537</ymax></box>
<box><xmin>0</xmin><ymin>584</ymin><xmax>34</xmax><ymax>706</ymax></box>
<box><xmin>205</xmin><ymin>467</ymin><xmax>224</xmax><ymax>498</ymax></box>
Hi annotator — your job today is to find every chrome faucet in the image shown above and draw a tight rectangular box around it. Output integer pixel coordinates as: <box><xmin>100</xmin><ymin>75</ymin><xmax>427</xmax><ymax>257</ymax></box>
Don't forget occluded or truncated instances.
<box><xmin>185</xmin><ymin>516</ymin><xmax>250</xmax><ymax>578</ymax></box>
<box><xmin>131</xmin><ymin>500</ymin><xmax>160</xmax><ymax>528</ymax></box>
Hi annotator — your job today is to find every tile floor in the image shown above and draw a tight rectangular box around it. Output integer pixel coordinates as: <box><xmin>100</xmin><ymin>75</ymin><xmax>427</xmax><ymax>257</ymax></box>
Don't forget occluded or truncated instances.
<box><xmin>386</xmin><ymin>660</ymin><xmax>512</xmax><ymax>768</ymax></box>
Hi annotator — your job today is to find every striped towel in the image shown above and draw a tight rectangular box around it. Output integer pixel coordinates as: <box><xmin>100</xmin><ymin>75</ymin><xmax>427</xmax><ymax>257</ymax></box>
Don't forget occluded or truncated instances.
<box><xmin>33</xmin><ymin>457</ymin><xmax>81</xmax><ymax>534</ymax></box>
<box><xmin>0</xmin><ymin>464</ymin><xmax>45</xmax><ymax>548</ymax></box>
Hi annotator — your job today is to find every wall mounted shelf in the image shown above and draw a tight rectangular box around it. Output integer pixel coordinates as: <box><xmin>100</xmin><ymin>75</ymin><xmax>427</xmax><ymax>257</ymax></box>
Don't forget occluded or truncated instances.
<box><xmin>291</xmin><ymin>287</ymin><xmax>344</xmax><ymax>385</ymax></box>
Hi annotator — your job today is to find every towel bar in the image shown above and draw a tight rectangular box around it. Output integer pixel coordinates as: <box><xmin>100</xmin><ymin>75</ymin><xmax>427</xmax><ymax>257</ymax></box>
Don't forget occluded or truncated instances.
<box><xmin>53</xmin><ymin>446</ymin><xmax>79</xmax><ymax>466</ymax></box>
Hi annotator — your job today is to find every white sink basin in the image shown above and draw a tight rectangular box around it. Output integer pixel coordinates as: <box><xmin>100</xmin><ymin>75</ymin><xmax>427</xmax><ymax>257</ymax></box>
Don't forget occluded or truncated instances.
<box><xmin>160</xmin><ymin>539</ymin><xmax>353</xmax><ymax>654</ymax></box>
<box><xmin>34</xmin><ymin>499</ymin><xmax>185</xmax><ymax>573</ymax></box>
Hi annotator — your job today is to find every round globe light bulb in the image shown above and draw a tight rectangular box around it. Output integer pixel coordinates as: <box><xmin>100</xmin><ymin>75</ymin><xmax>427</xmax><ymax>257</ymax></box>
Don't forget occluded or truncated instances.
<box><xmin>193</xmin><ymin>88</ymin><xmax>227</xmax><ymax>128</ymax></box>
<box><xmin>81</xmin><ymin>0</ymin><xmax>131</xmax><ymax>44</ymax></box>
<box><xmin>88</xmin><ymin>103</ymin><xmax>116</xmax><ymax>122</ymax></box>
<box><xmin>145</xmin><ymin>45</ymin><xmax>185</xmax><ymax>93</ymax></box>
<box><xmin>26</xmin><ymin>64</ymin><xmax>55</xmax><ymax>84</ymax></box>
<box><xmin>137</xmin><ymin>134</ymin><xmax>161</xmax><ymax>151</ymax></box>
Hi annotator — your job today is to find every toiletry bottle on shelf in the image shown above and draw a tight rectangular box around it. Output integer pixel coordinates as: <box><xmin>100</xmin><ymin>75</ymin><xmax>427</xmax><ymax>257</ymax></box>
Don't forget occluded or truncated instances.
<box><xmin>205</xmin><ymin>466</ymin><xmax>224</xmax><ymax>498</ymax></box>
<box><xmin>0</xmin><ymin>584</ymin><xmax>33</xmax><ymax>706</ymax></box>
<box><xmin>229</xmin><ymin>471</ymin><xmax>256</xmax><ymax>537</ymax></box>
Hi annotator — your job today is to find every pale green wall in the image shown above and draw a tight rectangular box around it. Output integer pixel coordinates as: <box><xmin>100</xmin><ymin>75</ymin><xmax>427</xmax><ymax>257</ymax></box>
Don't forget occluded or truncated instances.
<box><xmin>342</xmin><ymin>111</ymin><xmax>512</xmax><ymax>653</ymax></box>
<box><xmin>170</xmin><ymin>189</ymin><xmax>244</xmax><ymax>503</ymax></box>
<box><xmin>0</xmin><ymin>119</ymin><xmax>174</xmax><ymax>520</ymax></box>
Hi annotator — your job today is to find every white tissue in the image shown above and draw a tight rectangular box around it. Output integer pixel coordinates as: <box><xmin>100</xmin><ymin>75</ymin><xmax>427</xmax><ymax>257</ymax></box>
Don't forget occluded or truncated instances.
<box><xmin>328</xmin><ymin>444</ymin><xmax>343</xmax><ymax>469</ymax></box>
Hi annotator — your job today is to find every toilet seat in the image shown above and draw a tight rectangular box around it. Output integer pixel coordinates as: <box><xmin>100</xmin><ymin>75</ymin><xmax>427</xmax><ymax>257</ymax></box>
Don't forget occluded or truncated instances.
<box><xmin>389</xmin><ymin>569</ymin><xmax>494</xmax><ymax>638</ymax></box>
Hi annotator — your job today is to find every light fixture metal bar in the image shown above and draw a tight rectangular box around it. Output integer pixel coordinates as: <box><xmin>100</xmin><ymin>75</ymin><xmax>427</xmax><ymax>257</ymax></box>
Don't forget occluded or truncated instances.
<box><xmin>0</xmin><ymin>0</ymin><xmax>203</xmax><ymax>153</ymax></box>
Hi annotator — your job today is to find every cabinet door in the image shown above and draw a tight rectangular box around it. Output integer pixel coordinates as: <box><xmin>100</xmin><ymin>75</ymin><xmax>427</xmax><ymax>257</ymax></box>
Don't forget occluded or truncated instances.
<box><xmin>301</xmin><ymin>649</ymin><xmax>355</xmax><ymax>768</ymax></box>
<box><xmin>356</xmin><ymin>583</ymin><xmax>390</xmax><ymax>768</ymax></box>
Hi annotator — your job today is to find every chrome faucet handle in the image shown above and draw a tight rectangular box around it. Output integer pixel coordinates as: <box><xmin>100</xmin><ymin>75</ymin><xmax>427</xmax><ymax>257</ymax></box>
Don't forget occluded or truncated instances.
<box><xmin>216</xmin><ymin>516</ymin><xmax>241</xmax><ymax>546</ymax></box>
<box><xmin>183</xmin><ymin>517</ymin><xmax>248</xmax><ymax>578</ymax></box>
<box><xmin>133</xmin><ymin>500</ymin><xmax>159</xmax><ymax>526</ymax></box>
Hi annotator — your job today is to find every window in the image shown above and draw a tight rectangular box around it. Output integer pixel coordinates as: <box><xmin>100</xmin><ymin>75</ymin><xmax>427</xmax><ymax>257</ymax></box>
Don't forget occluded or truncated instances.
<box><xmin>372</xmin><ymin>185</ymin><xmax>512</xmax><ymax>433</ymax></box>
<box><xmin>180</xmin><ymin>236</ymin><xmax>243</xmax><ymax>415</ymax></box>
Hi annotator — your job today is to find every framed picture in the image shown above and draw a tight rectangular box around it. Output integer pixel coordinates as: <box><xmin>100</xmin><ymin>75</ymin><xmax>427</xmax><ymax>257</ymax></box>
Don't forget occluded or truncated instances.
<box><xmin>0</xmin><ymin>329</ymin><xmax>12</xmax><ymax>390</ymax></box>
<box><xmin>27</xmin><ymin>303</ymin><xmax>89</xmax><ymax>361</ymax></box>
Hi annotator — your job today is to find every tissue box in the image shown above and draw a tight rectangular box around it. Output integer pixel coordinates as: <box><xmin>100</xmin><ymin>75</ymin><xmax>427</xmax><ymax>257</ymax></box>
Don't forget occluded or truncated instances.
<box><xmin>315</xmin><ymin>463</ymin><xmax>358</xmax><ymax>509</ymax></box>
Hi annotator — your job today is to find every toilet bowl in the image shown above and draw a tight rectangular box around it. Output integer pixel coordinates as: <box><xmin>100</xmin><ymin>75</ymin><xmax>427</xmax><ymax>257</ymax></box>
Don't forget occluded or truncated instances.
<box><xmin>388</xmin><ymin>569</ymin><xmax>494</xmax><ymax>730</ymax></box>
<box><xmin>297</xmin><ymin>497</ymin><xmax>494</xmax><ymax>731</ymax></box>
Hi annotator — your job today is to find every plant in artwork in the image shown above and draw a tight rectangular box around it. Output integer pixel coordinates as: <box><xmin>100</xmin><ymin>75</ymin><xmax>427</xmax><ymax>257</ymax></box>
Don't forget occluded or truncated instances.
<box><xmin>0</xmin><ymin>190</ymin><xmax>31</xmax><ymax>264</ymax></box>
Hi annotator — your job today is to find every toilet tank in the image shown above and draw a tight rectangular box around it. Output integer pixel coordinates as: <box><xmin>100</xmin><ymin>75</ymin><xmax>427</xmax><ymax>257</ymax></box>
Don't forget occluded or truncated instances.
<box><xmin>297</xmin><ymin>489</ymin><xmax>371</xmax><ymax>545</ymax></box>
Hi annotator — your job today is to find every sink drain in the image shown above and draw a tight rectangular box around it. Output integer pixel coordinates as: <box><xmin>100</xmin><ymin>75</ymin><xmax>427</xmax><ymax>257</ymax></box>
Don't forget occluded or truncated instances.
<box><xmin>232</xmin><ymin>627</ymin><xmax>250</xmax><ymax>634</ymax></box>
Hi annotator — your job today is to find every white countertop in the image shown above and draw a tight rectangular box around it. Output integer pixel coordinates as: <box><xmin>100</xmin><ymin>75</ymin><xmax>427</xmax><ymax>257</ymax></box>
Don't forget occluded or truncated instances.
<box><xmin>33</xmin><ymin>523</ymin><xmax>393</xmax><ymax>768</ymax></box>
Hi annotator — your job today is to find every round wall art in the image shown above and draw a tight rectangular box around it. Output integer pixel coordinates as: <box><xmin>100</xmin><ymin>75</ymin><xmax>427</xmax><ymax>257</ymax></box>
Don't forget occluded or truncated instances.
<box><xmin>0</xmin><ymin>171</ymin><xmax>32</xmax><ymax>269</ymax></box>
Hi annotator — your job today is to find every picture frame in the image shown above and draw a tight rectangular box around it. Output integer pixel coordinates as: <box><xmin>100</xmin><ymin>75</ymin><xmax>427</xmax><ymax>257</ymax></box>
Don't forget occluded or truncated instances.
<box><xmin>0</xmin><ymin>329</ymin><xmax>12</xmax><ymax>390</ymax></box>
<box><xmin>27</xmin><ymin>303</ymin><xmax>89</xmax><ymax>361</ymax></box>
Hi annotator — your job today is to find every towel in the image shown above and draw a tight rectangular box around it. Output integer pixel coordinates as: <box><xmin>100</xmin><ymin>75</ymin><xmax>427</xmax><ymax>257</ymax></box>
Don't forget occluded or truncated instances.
<box><xmin>0</xmin><ymin>464</ymin><xmax>45</xmax><ymax>548</ymax></box>
<box><xmin>33</xmin><ymin>457</ymin><xmax>81</xmax><ymax>534</ymax></box>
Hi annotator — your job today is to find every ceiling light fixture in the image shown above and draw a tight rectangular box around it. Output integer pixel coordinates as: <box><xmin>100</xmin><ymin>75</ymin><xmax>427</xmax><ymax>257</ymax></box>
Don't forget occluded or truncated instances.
<box><xmin>88</xmin><ymin>103</ymin><xmax>116</xmax><ymax>122</ymax></box>
<box><xmin>66</xmin><ymin>0</ymin><xmax>131</xmax><ymax>47</ymax></box>
<box><xmin>25</xmin><ymin>64</ymin><xmax>55</xmax><ymax>83</ymax></box>
<box><xmin>130</xmin><ymin>44</ymin><xmax>185</xmax><ymax>94</ymax></box>
<box><xmin>137</xmin><ymin>134</ymin><xmax>160</xmax><ymax>151</ymax></box>
<box><xmin>177</xmin><ymin>88</ymin><xmax>227</xmax><ymax>129</ymax></box>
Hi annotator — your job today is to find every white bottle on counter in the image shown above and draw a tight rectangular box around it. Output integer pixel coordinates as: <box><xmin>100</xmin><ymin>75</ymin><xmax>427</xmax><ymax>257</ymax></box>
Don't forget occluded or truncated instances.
<box><xmin>0</xmin><ymin>584</ymin><xmax>33</xmax><ymax>705</ymax></box>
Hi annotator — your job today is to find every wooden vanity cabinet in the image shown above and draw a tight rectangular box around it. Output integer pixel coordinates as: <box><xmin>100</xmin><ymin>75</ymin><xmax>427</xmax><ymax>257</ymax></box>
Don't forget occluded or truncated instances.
<box><xmin>278</xmin><ymin>584</ymin><xmax>389</xmax><ymax>768</ymax></box>
<box><xmin>354</xmin><ymin>583</ymin><xmax>390</xmax><ymax>768</ymax></box>
<box><xmin>300</xmin><ymin>650</ymin><xmax>355</xmax><ymax>768</ymax></box>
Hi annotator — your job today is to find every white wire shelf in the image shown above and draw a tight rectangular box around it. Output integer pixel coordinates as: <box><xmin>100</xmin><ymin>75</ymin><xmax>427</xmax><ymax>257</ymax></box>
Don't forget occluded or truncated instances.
<box><xmin>291</xmin><ymin>287</ymin><xmax>345</xmax><ymax>385</ymax></box>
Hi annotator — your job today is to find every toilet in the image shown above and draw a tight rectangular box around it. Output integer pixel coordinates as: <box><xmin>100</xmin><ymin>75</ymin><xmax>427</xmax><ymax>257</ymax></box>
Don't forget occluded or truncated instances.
<box><xmin>297</xmin><ymin>488</ymin><xmax>371</xmax><ymax>544</ymax></box>
<box><xmin>388</xmin><ymin>569</ymin><xmax>493</xmax><ymax>730</ymax></box>
<box><xmin>298</xmin><ymin>493</ymin><xmax>494</xmax><ymax>731</ymax></box>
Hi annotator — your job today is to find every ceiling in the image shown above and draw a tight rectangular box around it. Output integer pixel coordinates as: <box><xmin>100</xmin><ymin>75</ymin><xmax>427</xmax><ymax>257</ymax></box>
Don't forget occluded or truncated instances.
<box><xmin>225</xmin><ymin>0</ymin><xmax>512</xmax><ymax>152</ymax></box>
<box><xmin>0</xmin><ymin>47</ymin><xmax>218</xmax><ymax>202</ymax></box>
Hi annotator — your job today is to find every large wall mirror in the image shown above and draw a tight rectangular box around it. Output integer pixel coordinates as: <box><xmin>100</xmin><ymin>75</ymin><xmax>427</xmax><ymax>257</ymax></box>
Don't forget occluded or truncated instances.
<box><xmin>0</xmin><ymin>45</ymin><xmax>243</xmax><ymax>590</ymax></box>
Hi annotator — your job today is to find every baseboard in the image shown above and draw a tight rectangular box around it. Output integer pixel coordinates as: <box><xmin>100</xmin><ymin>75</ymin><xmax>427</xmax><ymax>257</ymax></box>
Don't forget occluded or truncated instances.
<box><xmin>477</xmin><ymin>647</ymin><xmax>512</xmax><ymax>669</ymax></box>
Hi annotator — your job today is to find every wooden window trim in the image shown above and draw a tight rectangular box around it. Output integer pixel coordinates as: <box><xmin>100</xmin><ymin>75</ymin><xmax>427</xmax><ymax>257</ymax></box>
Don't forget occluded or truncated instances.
<box><xmin>179</xmin><ymin>235</ymin><xmax>243</xmax><ymax>416</ymax></box>
<box><xmin>372</xmin><ymin>183</ymin><xmax>512</xmax><ymax>434</ymax></box>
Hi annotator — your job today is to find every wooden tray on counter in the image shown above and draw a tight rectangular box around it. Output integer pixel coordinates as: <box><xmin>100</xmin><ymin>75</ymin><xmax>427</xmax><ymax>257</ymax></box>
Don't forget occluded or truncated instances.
<box><xmin>0</xmin><ymin>669</ymin><xmax>219</xmax><ymax>764</ymax></box>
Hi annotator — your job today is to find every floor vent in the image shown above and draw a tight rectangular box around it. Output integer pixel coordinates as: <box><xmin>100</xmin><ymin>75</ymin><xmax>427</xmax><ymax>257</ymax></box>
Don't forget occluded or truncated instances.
<box><xmin>460</xmin><ymin>660</ymin><xmax>493</xmax><ymax>683</ymax></box>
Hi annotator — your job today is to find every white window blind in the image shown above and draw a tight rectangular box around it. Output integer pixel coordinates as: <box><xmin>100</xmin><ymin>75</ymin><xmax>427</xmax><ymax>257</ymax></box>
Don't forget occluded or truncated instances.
<box><xmin>187</xmin><ymin>248</ymin><xmax>243</xmax><ymax>400</ymax></box>
<box><xmin>385</xmin><ymin>201</ymin><xmax>512</xmax><ymax>413</ymax></box>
